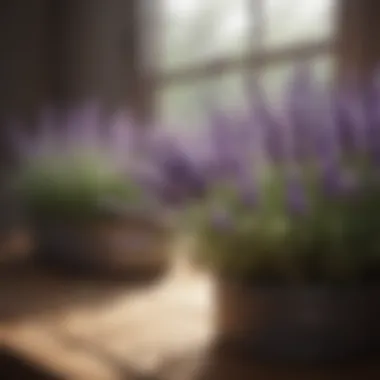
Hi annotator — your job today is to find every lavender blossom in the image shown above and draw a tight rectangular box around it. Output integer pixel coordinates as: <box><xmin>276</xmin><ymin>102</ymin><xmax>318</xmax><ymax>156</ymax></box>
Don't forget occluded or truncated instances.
<box><xmin>254</xmin><ymin>102</ymin><xmax>288</xmax><ymax>164</ymax></box>
<box><xmin>208</xmin><ymin>109</ymin><xmax>240</xmax><ymax>177</ymax></box>
<box><xmin>312</xmin><ymin>96</ymin><xmax>342</xmax><ymax>166</ymax></box>
<box><xmin>314</xmin><ymin>127</ymin><xmax>338</xmax><ymax>165</ymax></box>
<box><xmin>285</xmin><ymin>64</ymin><xmax>318</xmax><ymax>161</ymax></box>
<box><xmin>73</xmin><ymin>102</ymin><xmax>102</xmax><ymax>145</ymax></box>
<box><xmin>333</xmin><ymin>92</ymin><xmax>359</xmax><ymax>155</ymax></box>
<box><xmin>148</xmin><ymin>135</ymin><xmax>208</xmax><ymax>205</ymax></box>
<box><xmin>9</xmin><ymin>105</ymin><xmax>158</xmax><ymax>193</ymax></box>
<box><xmin>62</xmin><ymin>104</ymin><xmax>102</xmax><ymax>152</ymax></box>
<box><xmin>336</xmin><ymin>91</ymin><xmax>368</xmax><ymax>154</ymax></box>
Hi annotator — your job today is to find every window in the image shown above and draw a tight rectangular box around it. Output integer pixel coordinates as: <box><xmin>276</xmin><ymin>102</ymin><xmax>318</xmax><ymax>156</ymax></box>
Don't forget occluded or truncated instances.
<box><xmin>265</xmin><ymin>0</ymin><xmax>335</xmax><ymax>47</ymax></box>
<box><xmin>155</xmin><ymin>0</ymin><xmax>337</xmax><ymax>130</ymax></box>
<box><xmin>160</xmin><ymin>0</ymin><xmax>250</xmax><ymax>70</ymax></box>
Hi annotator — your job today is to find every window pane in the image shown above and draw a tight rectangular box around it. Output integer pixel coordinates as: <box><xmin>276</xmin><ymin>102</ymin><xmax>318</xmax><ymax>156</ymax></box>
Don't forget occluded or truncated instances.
<box><xmin>261</xmin><ymin>54</ymin><xmax>334</xmax><ymax>105</ymax></box>
<box><xmin>161</xmin><ymin>0</ymin><xmax>249</xmax><ymax>70</ymax></box>
<box><xmin>158</xmin><ymin>54</ymin><xmax>334</xmax><ymax>129</ymax></box>
<box><xmin>264</xmin><ymin>0</ymin><xmax>337</xmax><ymax>48</ymax></box>
<box><xmin>158</xmin><ymin>72</ymin><xmax>246</xmax><ymax>131</ymax></box>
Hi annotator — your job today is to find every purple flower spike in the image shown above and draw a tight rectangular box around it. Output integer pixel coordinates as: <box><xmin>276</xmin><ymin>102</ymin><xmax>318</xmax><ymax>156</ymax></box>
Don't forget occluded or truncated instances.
<box><xmin>338</xmin><ymin>92</ymin><xmax>368</xmax><ymax>153</ymax></box>
<box><xmin>333</xmin><ymin>92</ymin><xmax>359</xmax><ymax>155</ymax></box>
<box><xmin>285</xmin><ymin>63</ymin><xmax>317</xmax><ymax>161</ymax></box>
<box><xmin>254</xmin><ymin>102</ymin><xmax>287</xmax><ymax>164</ymax></box>
<box><xmin>208</xmin><ymin>110</ymin><xmax>240</xmax><ymax>177</ymax></box>
<box><xmin>286</xmin><ymin>64</ymin><xmax>316</xmax><ymax>120</ymax></box>
<box><xmin>71</xmin><ymin>102</ymin><xmax>103</xmax><ymax>151</ymax></box>
<box><xmin>286</xmin><ymin>172</ymin><xmax>309</xmax><ymax>216</ymax></box>
<box><xmin>161</xmin><ymin>145</ymin><xmax>193</xmax><ymax>181</ymax></box>
<box><xmin>9</xmin><ymin>104</ymin><xmax>154</xmax><ymax>180</ymax></box>
<box><xmin>151</xmin><ymin>136</ymin><xmax>208</xmax><ymax>204</ymax></box>
<box><xmin>61</xmin><ymin>107</ymin><xmax>86</xmax><ymax>152</ymax></box>
<box><xmin>313</xmin><ymin>100</ymin><xmax>341</xmax><ymax>165</ymax></box>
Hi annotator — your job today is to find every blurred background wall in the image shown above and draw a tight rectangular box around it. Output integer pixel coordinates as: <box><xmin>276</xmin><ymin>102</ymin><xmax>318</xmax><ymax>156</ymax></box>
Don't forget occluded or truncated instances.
<box><xmin>0</xmin><ymin>0</ymin><xmax>151</xmax><ymax>126</ymax></box>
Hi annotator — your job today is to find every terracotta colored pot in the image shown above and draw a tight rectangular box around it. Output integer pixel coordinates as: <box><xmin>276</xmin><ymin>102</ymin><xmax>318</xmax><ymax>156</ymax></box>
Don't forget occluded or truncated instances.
<box><xmin>33</xmin><ymin>214</ymin><xmax>173</xmax><ymax>279</ymax></box>
<box><xmin>215</xmin><ymin>279</ymin><xmax>380</xmax><ymax>363</ymax></box>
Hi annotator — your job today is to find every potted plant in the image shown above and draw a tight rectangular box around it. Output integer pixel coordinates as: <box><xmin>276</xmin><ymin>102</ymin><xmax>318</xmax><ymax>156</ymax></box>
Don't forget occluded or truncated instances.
<box><xmin>9</xmin><ymin>106</ymin><xmax>174</xmax><ymax>279</ymax></box>
<box><xmin>186</xmin><ymin>68</ymin><xmax>380</xmax><ymax>362</ymax></box>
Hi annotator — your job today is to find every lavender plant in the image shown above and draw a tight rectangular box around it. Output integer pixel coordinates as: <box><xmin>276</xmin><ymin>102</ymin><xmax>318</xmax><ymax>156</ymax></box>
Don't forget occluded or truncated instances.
<box><xmin>190</xmin><ymin>67</ymin><xmax>380</xmax><ymax>285</ymax></box>
<box><xmin>9</xmin><ymin>105</ymin><xmax>164</xmax><ymax>223</ymax></box>
<box><xmin>142</xmin><ymin>130</ymin><xmax>208</xmax><ymax>206</ymax></box>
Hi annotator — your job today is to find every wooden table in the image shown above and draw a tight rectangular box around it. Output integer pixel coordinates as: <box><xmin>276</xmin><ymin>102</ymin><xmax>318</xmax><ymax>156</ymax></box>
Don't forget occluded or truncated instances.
<box><xmin>1</xmin><ymin>251</ymin><xmax>380</xmax><ymax>379</ymax></box>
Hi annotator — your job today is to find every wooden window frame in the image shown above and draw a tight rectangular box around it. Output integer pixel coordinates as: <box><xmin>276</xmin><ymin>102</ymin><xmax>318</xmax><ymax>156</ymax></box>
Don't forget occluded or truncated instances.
<box><xmin>146</xmin><ymin>0</ymin><xmax>335</xmax><ymax>124</ymax></box>
<box><xmin>153</xmin><ymin>40</ymin><xmax>332</xmax><ymax>86</ymax></box>
<box><xmin>153</xmin><ymin>1</ymin><xmax>334</xmax><ymax>84</ymax></box>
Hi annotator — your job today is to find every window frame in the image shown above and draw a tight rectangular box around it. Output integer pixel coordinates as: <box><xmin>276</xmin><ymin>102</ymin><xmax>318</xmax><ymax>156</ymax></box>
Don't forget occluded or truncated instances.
<box><xmin>147</xmin><ymin>0</ymin><xmax>336</xmax><ymax>123</ymax></box>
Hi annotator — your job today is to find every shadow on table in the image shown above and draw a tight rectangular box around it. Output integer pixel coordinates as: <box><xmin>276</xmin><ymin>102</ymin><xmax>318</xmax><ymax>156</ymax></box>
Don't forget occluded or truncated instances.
<box><xmin>0</xmin><ymin>347</ymin><xmax>62</xmax><ymax>380</ymax></box>
<box><xmin>161</xmin><ymin>344</ymin><xmax>380</xmax><ymax>380</ymax></box>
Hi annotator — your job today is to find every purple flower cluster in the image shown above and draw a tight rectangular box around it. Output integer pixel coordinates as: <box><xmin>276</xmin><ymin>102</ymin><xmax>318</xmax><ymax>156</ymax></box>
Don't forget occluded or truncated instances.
<box><xmin>9</xmin><ymin>65</ymin><xmax>380</xmax><ymax>216</ymax></box>
<box><xmin>8</xmin><ymin>104</ymin><xmax>209</xmax><ymax>207</ymax></box>
<box><xmin>175</xmin><ymin>66</ymin><xmax>380</xmax><ymax>216</ymax></box>
<box><xmin>10</xmin><ymin>104</ymin><xmax>137</xmax><ymax>166</ymax></box>
<box><xmin>143</xmin><ymin>132</ymin><xmax>208</xmax><ymax>205</ymax></box>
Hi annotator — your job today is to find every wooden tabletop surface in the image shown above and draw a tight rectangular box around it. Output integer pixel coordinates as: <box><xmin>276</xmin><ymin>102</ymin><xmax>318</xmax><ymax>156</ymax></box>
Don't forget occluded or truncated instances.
<box><xmin>1</xmin><ymin>241</ymin><xmax>380</xmax><ymax>379</ymax></box>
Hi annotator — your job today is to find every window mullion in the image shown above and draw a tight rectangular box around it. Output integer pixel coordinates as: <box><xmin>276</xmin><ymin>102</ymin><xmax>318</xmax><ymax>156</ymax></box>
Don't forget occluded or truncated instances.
<box><xmin>155</xmin><ymin>40</ymin><xmax>331</xmax><ymax>86</ymax></box>
<box><xmin>244</xmin><ymin>0</ymin><xmax>266</xmax><ymax>93</ymax></box>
